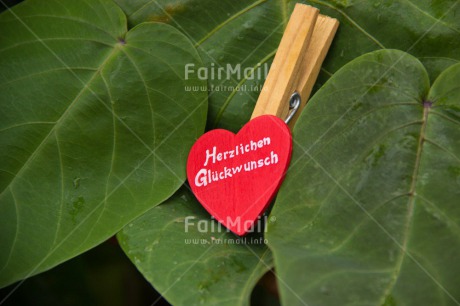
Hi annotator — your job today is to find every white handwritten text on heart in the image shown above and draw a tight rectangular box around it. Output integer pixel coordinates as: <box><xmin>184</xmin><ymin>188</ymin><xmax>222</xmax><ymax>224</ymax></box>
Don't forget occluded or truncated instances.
<box><xmin>194</xmin><ymin>137</ymin><xmax>279</xmax><ymax>187</ymax></box>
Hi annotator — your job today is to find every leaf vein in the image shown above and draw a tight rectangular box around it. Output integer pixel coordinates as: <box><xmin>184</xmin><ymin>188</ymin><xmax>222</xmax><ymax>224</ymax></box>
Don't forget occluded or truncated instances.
<box><xmin>308</xmin><ymin>0</ymin><xmax>385</xmax><ymax>48</ymax></box>
<box><xmin>0</xmin><ymin>47</ymin><xmax>120</xmax><ymax>198</ymax></box>
<box><xmin>0</xmin><ymin>38</ymin><xmax>114</xmax><ymax>54</ymax></box>
<box><xmin>195</xmin><ymin>0</ymin><xmax>268</xmax><ymax>46</ymax></box>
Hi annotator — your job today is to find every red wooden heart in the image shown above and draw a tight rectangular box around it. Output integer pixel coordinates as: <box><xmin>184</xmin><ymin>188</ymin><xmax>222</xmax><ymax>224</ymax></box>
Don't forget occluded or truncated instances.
<box><xmin>187</xmin><ymin>115</ymin><xmax>292</xmax><ymax>236</ymax></box>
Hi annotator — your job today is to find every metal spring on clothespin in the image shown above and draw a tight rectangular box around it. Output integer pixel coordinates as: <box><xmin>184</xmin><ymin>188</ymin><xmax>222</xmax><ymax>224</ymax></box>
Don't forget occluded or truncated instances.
<box><xmin>285</xmin><ymin>92</ymin><xmax>301</xmax><ymax>124</ymax></box>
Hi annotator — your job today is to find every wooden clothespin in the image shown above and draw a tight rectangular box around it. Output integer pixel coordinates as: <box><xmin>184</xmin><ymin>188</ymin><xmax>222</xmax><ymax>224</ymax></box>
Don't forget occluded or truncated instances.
<box><xmin>251</xmin><ymin>3</ymin><xmax>339</xmax><ymax>126</ymax></box>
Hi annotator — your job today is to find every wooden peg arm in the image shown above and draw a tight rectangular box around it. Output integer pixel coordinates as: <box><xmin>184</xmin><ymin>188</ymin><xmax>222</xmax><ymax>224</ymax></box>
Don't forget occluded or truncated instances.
<box><xmin>290</xmin><ymin>15</ymin><xmax>339</xmax><ymax>126</ymax></box>
<box><xmin>251</xmin><ymin>3</ymin><xmax>319</xmax><ymax>120</ymax></box>
<box><xmin>251</xmin><ymin>4</ymin><xmax>339</xmax><ymax>127</ymax></box>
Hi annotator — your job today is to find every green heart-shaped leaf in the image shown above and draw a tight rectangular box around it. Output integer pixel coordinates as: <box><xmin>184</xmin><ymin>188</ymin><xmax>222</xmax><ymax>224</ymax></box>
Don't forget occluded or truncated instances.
<box><xmin>267</xmin><ymin>50</ymin><xmax>460</xmax><ymax>305</ymax></box>
<box><xmin>118</xmin><ymin>187</ymin><xmax>273</xmax><ymax>306</ymax></box>
<box><xmin>0</xmin><ymin>0</ymin><xmax>207</xmax><ymax>287</ymax></box>
<box><xmin>114</xmin><ymin>0</ymin><xmax>460</xmax><ymax>131</ymax></box>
